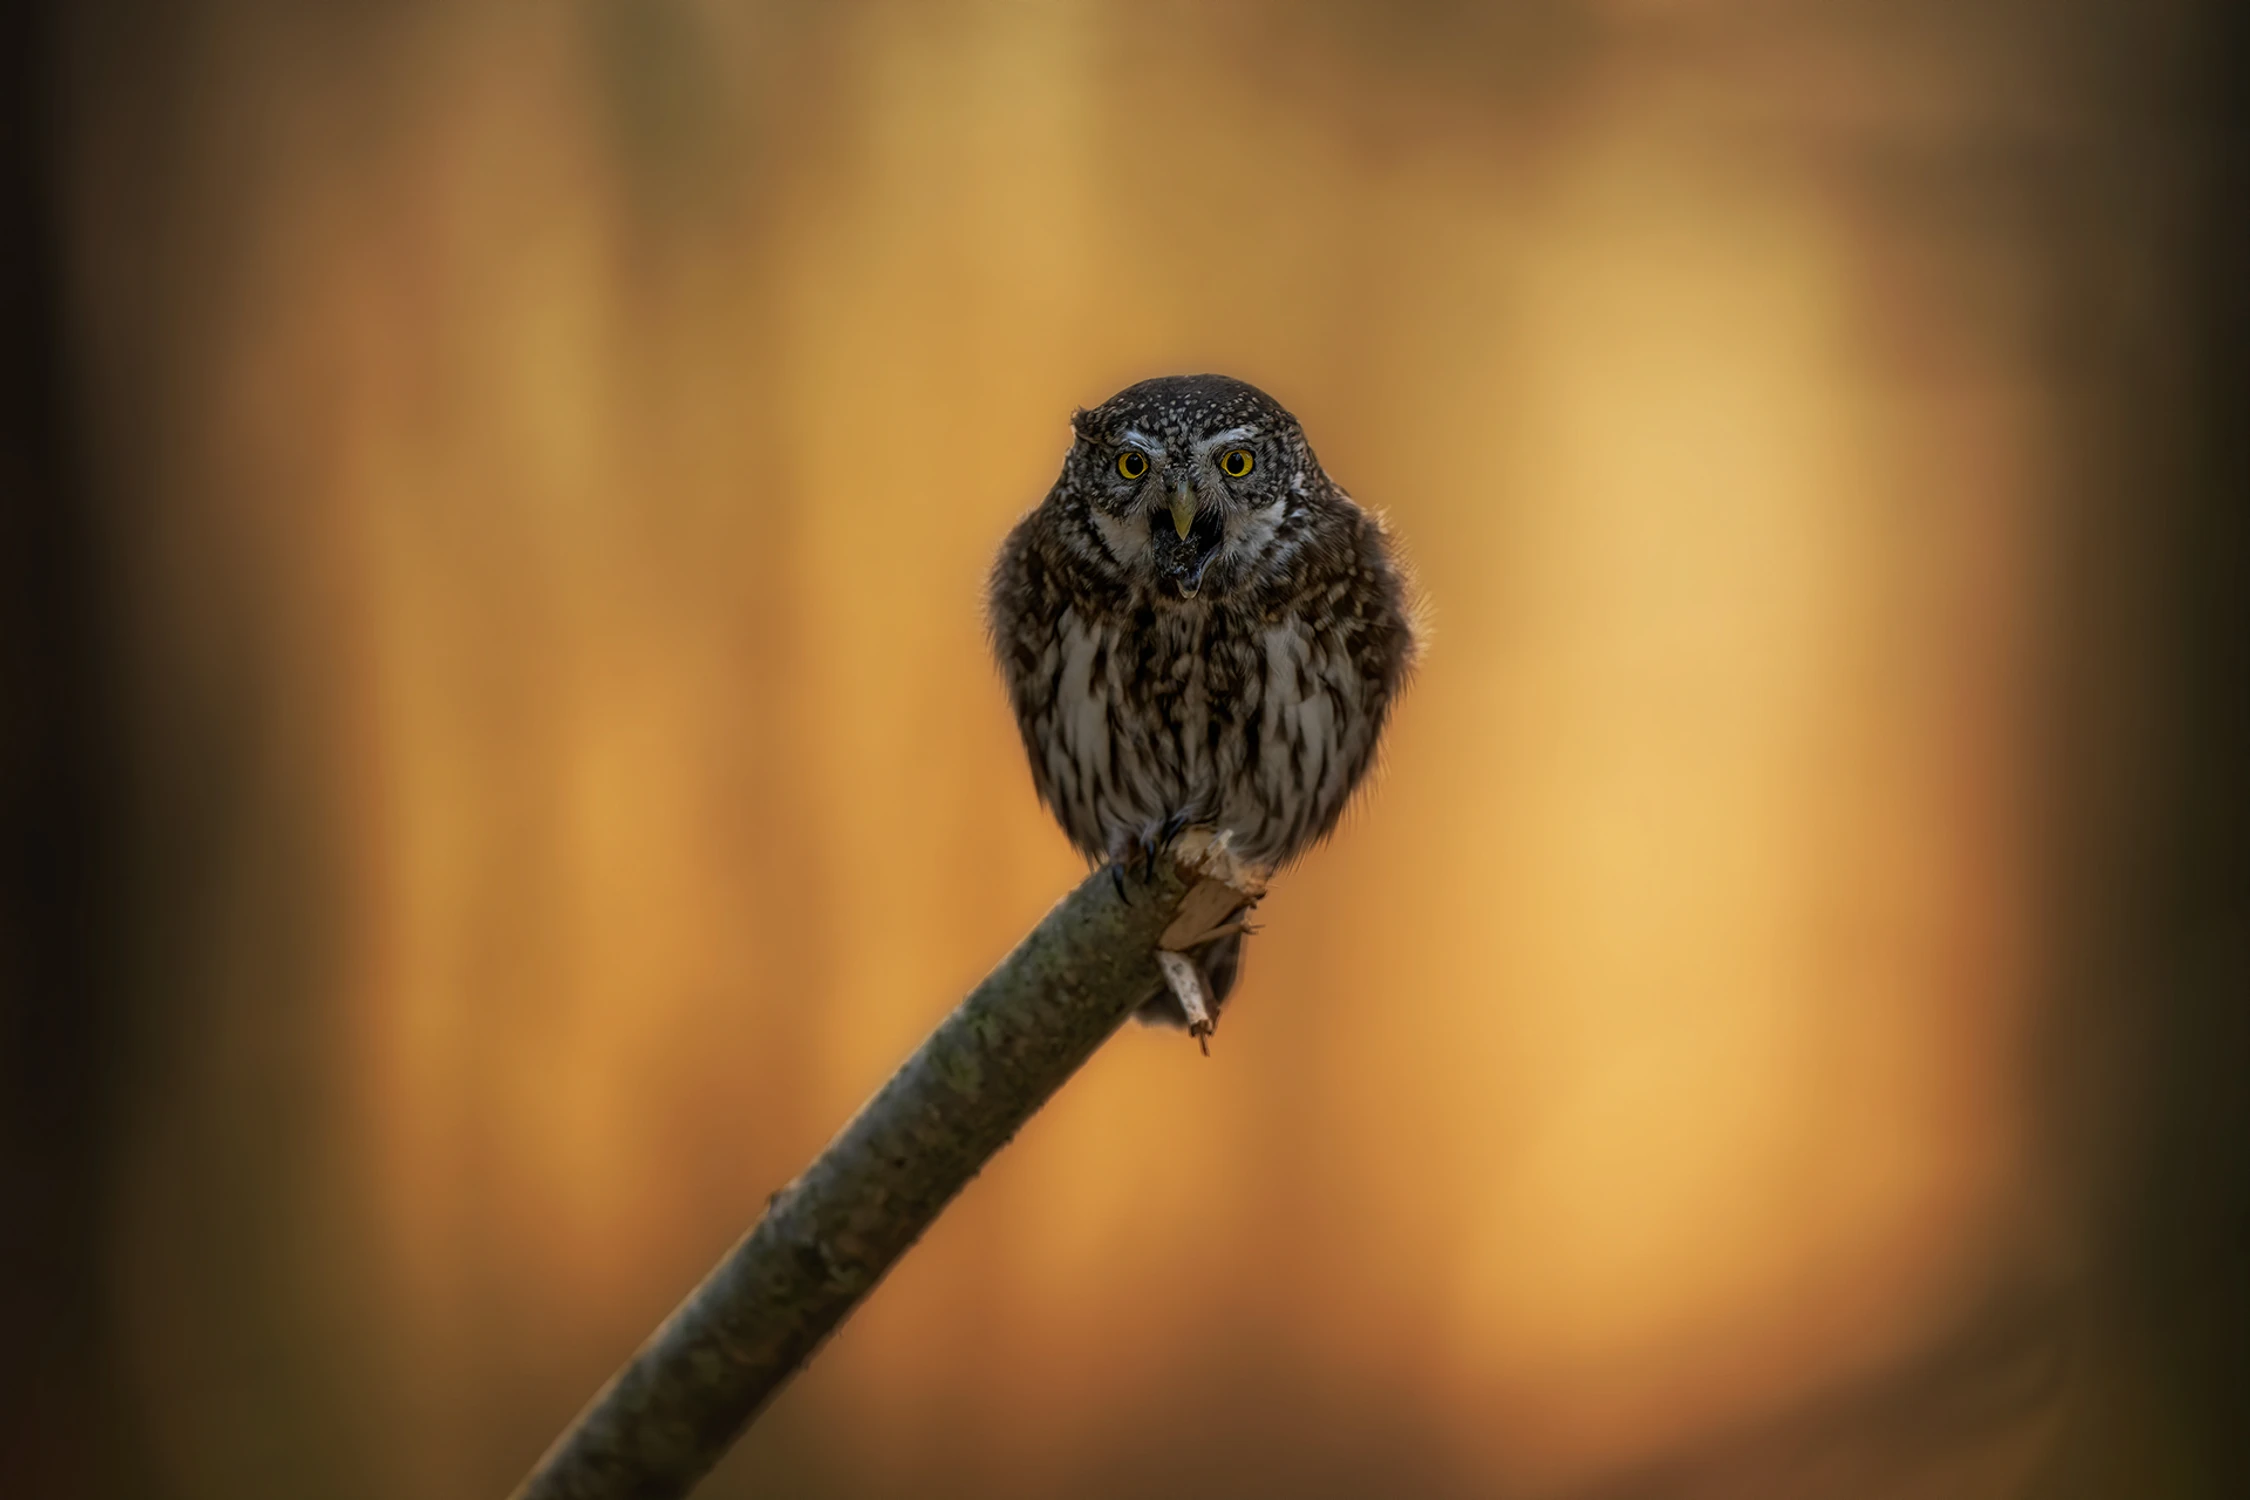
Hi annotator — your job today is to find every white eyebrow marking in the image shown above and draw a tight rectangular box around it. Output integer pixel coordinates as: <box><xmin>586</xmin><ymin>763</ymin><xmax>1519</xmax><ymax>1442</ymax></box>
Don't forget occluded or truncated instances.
<box><xmin>1192</xmin><ymin>425</ymin><xmax>1260</xmax><ymax>454</ymax></box>
<box><xmin>1118</xmin><ymin>429</ymin><xmax>1165</xmax><ymax>454</ymax></box>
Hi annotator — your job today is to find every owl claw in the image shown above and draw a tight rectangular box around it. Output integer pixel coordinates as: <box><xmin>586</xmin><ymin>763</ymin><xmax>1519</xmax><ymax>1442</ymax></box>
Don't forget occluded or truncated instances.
<box><xmin>1190</xmin><ymin>1019</ymin><xmax>1213</xmax><ymax>1057</ymax></box>
<box><xmin>1108</xmin><ymin>861</ymin><xmax>1131</xmax><ymax>905</ymax></box>
<box><xmin>1120</xmin><ymin>830</ymin><xmax>1160</xmax><ymax>884</ymax></box>
<box><xmin>1119</xmin><ymin>814</ymin><xmax>1197</xmax><ymax>885</ymax></box>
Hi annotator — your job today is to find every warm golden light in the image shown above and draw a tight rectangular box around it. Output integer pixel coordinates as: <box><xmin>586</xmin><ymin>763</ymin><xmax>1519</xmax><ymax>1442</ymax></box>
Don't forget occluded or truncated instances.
<box><xmin>68</xmin><ymin>4</ymin><xmax>2130</xmax><ymax>1498</ymax></box>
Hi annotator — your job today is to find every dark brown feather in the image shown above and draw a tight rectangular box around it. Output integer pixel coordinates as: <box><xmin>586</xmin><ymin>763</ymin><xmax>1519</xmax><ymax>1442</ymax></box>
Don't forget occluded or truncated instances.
<box><xmin>987</xmin><ymin>375</ymin><xmax>1416</xmax><ymax>1024</ymax></box>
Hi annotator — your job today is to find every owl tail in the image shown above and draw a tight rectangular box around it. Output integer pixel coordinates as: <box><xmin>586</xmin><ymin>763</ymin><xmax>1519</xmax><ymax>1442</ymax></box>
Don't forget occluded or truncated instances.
<box><xmin>1136</xmin><ymin>929</ymin><xmax>1245</xmax><ymax>1043</ymax></box>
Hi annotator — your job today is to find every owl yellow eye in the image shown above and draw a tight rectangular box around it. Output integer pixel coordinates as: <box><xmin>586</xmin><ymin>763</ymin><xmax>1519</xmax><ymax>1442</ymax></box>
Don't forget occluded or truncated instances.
<box><xmin>1116</xmin><ymin>451</ymin><xmax>1149</xmax><ymax>480</ymax></box>
<box><xmin>1220</xmin><ymin>448</ymin><xmax>1255</xmax><ymax>478</ymax></box>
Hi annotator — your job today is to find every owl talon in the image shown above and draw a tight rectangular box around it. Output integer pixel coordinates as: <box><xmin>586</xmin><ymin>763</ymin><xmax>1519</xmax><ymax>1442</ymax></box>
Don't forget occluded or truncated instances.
<box><xmin>1118</xmin><ymin>815</ymin><xmax>1196</xmax><ymax>886</ymax></box>
<box><xmin>1190</xmin><ymin>1019</ymin><xmax>1213</xmax><ymax>1057</ymax></box>
<box><xmin>1122</xmin><ymin>830</ymin><xmax>1160</xmax><ymax>885</ymax></box>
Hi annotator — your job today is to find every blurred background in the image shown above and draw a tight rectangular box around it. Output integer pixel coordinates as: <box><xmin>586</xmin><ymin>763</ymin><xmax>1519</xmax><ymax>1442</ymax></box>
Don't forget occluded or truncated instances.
<box><xmin>3</xmin><ymin>2</ymin><xmax>2243</xmax><ymax>1497</ymax></box>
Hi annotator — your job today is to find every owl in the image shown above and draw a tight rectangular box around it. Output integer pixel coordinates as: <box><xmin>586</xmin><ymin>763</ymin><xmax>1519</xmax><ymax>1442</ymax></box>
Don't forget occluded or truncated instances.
<box><xmin>987</xmin><ymin>374</ymin><xmax>1416</xmax><ymax>1037</ymax></box>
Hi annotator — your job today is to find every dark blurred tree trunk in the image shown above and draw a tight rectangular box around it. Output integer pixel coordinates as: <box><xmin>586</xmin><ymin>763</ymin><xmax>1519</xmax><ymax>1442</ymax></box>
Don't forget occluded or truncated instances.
<box><xmin>2058</xmin><ymin>4</ymin><xmax>2250</xmax><ymax>1491</ymax></box>
<box><xmin>2012</xmin><ymin>6</ymin><xmax>2250</xmax><ymax>1497</ymax></box>
<box><xmin>0</xmin><ymin>1</ymin><xmax>133</xmax><ymax>1496</ymax></box>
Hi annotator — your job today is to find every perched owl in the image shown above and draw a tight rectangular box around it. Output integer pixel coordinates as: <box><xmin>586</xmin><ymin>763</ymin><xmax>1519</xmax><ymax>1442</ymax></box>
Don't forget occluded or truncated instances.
<box><xmin>987</xmin><ymin>374</ymin><xmax>1416</xmax><ymax>1036</ymax></box>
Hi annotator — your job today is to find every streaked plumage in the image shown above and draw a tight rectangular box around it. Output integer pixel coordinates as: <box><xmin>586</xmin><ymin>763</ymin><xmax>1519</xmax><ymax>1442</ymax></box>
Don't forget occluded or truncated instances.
<box><xmin>987</xmin><ymin>374</ymin><xmax>1416</xmax><ymax>1029</ymax></box>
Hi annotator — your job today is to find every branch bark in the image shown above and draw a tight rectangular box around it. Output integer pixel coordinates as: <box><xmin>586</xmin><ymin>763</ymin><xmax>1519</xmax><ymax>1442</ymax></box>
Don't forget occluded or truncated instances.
<box><xmin>509</xmin><ymin>855</ymin><xmax>1244</xmax><ymax>1500</ymax></box>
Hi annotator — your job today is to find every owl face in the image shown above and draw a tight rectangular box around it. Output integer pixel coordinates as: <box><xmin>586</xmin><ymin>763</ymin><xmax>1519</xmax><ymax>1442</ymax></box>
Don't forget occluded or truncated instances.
<box><xmin>1063</xmin><ymin>374</ymin><xmax>1309</xmax><ymax>601</ymax></box>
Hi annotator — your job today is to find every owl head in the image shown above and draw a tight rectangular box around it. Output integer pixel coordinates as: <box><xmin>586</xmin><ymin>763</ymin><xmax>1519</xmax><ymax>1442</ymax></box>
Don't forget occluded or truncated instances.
<box><xmin>1059</xmin><ymin>374</ymin><xmax>1317</xmax><ymax>601</ymax></box>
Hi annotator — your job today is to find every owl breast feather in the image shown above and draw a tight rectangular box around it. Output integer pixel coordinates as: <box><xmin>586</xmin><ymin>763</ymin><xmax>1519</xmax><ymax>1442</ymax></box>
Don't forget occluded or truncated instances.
<box><xmin>1013</xmin><ymin>593</ymin><xmax>1383</xmax><ymax>872</ymax></box>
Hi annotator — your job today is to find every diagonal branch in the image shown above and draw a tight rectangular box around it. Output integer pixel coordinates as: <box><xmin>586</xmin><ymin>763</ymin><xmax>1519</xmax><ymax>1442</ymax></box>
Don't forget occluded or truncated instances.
<box><xmin>509</xmin><ymin>855</ymin><xmax>1248</xmax><ymax>1500</ymax></box>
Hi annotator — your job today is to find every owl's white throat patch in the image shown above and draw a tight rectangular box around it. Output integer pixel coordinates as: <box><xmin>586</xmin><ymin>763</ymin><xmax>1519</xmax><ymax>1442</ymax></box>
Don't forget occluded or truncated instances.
<box><xmin>1089</xmin><ymin>505</ymin><xmax>1149</xmax><ymax>570</ymax></box>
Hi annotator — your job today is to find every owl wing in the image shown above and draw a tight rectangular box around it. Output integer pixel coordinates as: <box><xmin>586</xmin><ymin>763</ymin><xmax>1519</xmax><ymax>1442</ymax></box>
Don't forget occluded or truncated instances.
<box><xmin>989</xmin><ymin>510</ymin><xmax>1110</xmax><ymax>857</ymax></box>
<box><xmin>985</xmin><ymin>512</ymin><xmax>1062</xmax><ymax>756</ymax></box>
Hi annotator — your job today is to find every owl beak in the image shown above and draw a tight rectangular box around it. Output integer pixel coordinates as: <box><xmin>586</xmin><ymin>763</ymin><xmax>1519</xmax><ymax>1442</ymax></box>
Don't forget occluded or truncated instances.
<box><xmin>1167</xmin><ymin>484</ymin><xmax>1196</xmax><ymax>540</ymax></box>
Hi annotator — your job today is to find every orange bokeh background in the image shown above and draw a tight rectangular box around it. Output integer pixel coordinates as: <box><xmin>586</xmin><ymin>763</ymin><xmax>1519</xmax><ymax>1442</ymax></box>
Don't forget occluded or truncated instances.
<box><xmin>51</xmin><ymin>3</ymin><xmax>2216</xmax><ymax>1497</ymax></box>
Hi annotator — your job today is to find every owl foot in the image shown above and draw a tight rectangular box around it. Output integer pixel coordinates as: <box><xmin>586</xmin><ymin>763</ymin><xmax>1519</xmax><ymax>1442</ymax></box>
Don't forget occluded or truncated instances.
<box><xmin>1114</xmin><ymin>812</ymin><xmax>1196</xmax><ymax>885</ymax></box>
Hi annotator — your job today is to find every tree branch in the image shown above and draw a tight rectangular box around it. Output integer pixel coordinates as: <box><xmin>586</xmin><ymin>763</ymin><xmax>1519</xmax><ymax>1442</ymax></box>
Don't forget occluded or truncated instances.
<box><xmin>509</xmin><ymin>854</ymin><xmax>1244</xmax><ymax>1500</ymax></box>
